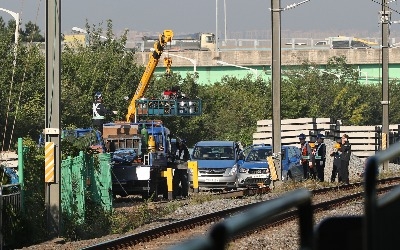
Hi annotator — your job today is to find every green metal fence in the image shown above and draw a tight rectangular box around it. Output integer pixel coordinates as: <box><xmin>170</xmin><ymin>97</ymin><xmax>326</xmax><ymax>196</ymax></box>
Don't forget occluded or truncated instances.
<box><xmin>61</xmin><ymin>152</ymin><xmax>112</xmax><ymax>221</ymax></box>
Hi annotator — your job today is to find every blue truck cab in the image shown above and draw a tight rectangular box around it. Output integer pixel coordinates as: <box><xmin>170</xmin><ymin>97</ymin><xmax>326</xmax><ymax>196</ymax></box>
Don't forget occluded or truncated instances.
<box><xmin>190</xmin><ymin>140</ymin><xmax>240</xmax><ymax>190</ymax></box>
<box><xmin>103</xmin><ymin>121</ymin><xmax>173</xmax><ymax>199</ymax></box>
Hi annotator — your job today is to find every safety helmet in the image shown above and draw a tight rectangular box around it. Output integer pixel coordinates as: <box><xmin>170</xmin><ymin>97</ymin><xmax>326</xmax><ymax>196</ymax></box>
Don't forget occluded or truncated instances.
<box><xmin>334</xmin><ymin>142</ymin><xmax>341</xmax><ymax>149</ymax></box>
<box><xmin>94</xmin><ymin>92</ymin><xmax>102</xmax><ymax>100</ymax></box>
<box><xmin>317</xmin><ymin>133</ymin><xmax>325</xmax><ymax>139</ymax></box>
<box><xmin>298</xmin><ymin>133</ymin><xmax>306</xmax><ymax>140</ymax></box>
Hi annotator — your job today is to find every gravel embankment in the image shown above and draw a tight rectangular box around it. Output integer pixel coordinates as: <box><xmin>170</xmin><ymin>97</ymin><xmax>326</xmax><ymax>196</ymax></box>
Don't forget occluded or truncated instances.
<box><xmin>18</xmin><ymin>141</ymin><xmax>400</xmax><ymax>250</ymax></box>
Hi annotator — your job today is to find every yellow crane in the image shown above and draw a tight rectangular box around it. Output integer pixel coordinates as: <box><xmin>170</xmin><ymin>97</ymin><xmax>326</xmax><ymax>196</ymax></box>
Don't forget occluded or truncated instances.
<box><xmin>126</xmin><ymin>30</ymin><xmax>174</xmax><ymax>122</ymax></box>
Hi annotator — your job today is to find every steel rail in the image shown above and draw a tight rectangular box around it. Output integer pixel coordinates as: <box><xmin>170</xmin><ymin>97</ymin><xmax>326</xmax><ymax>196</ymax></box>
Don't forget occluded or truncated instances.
<box><xmin>82</xmin><ymin>177</ymin><xmax>400</xmax><ymax>250</ymax></box>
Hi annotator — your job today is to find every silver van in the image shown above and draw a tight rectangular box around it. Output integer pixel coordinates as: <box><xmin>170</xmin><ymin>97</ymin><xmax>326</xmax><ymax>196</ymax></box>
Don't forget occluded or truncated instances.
<box><xmin>190</xmin><ymin>140</ymin><xmax>239</xmax><ymax>189</ymax></box>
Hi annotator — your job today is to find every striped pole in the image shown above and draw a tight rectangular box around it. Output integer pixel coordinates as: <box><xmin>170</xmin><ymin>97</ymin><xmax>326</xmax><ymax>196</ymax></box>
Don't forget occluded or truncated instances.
<box><xmin>45</xmin><ymin>142</ymin><xmax>55</xmax><ymax>183</ymax></box>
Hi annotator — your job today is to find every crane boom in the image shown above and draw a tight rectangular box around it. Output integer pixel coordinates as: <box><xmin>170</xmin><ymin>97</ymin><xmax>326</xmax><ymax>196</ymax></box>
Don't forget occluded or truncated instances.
<box><xmin>126</xmin><ymin>29</ymin><xmax>174</xmax><ymax>122</ymax></box>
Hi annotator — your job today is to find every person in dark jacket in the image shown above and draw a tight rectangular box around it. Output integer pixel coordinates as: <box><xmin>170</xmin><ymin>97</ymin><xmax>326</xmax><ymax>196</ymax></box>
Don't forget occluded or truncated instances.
<box><xmin>340</xmin><ymin>134</ymin><xmax>352</xmax><ymax>184</ymax></box>
<box><xmin>313</xmin><ymin>134</ymin><xmax>326</xmax><ymax>182</ymax></box>
<box><xmin>92</xmin><ymin>92</ymin><xmax>115</xmax><ymax>136</ymax></box>
<box><xmin>173</xmin><ymin>139</ymin><xmax>190</xmax><ymax>198</ymax></box>
<box><xmin>330</xmin><ymin>140</ymin><xmax>342</xmax><ymax>183</ymax></box>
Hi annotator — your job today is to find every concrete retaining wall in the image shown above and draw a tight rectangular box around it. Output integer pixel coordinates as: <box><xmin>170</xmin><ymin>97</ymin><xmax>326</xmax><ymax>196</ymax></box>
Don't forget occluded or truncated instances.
<box><xmin>134</xmin><ymin>48</ymin><xmax>400</xmax><ymax>67</ymax></box>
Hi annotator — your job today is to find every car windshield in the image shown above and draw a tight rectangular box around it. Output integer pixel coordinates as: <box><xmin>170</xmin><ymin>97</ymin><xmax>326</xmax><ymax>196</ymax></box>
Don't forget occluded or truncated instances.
<box><xmin>192</xmin><ymin>146</ymin><xmax>234</xmax><ymax>160</ymax></box>
<box><xmin>245</xmin><ymin>148</ymin><xmax>272</xmax><ymax>162</ymax></box>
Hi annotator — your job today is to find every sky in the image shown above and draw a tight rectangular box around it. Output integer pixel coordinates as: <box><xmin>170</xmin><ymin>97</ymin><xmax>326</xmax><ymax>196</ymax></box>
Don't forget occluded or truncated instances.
<box><xmin>0</xmin><ymin>0</ymin><xmax>397</xmax><ymax>39</ymax></box>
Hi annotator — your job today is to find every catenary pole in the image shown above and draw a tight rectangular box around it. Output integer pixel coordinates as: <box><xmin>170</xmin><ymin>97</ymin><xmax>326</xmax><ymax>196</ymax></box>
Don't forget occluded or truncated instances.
<box><xmin>216</xmin><ymin>0</ymin><xmax>218</xmax><ymax>53</ymax></box>
<box><xmin>45</xmin><ymin>0</ymin><xmax>61</xmax><ymax>236</ymax></box>
<box><xmin>381</xmin><ymin>0</ymin><xmax>390</xmax><ymax>170</ymax></box>
<box><xmin>271</xmin><ymin>0</ymin><xmax>282</xmax><ymax>183</ymax></box>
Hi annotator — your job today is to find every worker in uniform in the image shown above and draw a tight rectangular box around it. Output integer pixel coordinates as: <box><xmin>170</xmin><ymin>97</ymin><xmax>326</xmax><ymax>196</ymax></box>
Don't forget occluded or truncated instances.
<box><xmin>173</xmin><ymin>139</ymin><xmax>190</xmax><ymax>198</ymax></box>
<box><xmin>92</xmin><ymin>92</ymin><xmax>115</xmax><ymax>136</ymax></box>
<box><xmin>330</xmin><ymin>140</ymin><xmax>342</xmax><ymax>183</ymax></box>
<box><xmin>313</xmin><ymin>134</ymin><xmax>326</xmax><ymax>182</ymax></box>
<box><xmin>309</xmin><ymin>141</ymin><xmax>317</xmax><ymax>180</ymax></box>
<box><xmin>299</xmin><ymin>133</ymin><xmax>312</xmax><ymax>179</ymax></box>
<box><xmin>340</xmin><ymin>134</ymin><xmax>352</xmax><ymax>184</ymax></box>
<box><xmin>139</xmin><ymin>124</ymin><xmax>149</xmax><ymax>161</ymax></box>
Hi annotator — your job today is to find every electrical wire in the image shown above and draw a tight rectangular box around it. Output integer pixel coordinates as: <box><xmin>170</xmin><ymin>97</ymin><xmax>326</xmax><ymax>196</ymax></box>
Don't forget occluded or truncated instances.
<box><xmin>1</xmin><ymin>1</ymin><xmax>22</xmax><ymax>152</ymax></box>
<box><xmin>8</xmin><ymin>0</ymin><xmax>43</xmax><ymax>150</ymax></box>
<box><xmin>1</xmin><ymin>0</ymin><xmax>42</xmax><ymax>152</ymax></box>
<box><xmin>371</xmin><ymin>0</ymin><xmax>400</xmax><ymax>15</ymax></box>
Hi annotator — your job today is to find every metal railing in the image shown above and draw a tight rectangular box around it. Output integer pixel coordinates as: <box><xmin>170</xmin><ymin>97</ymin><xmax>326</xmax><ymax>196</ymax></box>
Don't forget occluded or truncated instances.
<box><xmin>169</xmin><ymin>188</ymin><xmax>313</xmax><ymax>250</ymax></box>
<box><xmin>169</xmin><ymin>141</ymin><xmax>400</xmax><ymax>250</ymax></box>
<box><xmin>0</xmin><ymin>183</ymin><xmax>21</xmax><ymax>250</ymax></box>
<box><xmin>364</xmin><ymin>141</ymin><xmax>400</xmax><ymax>250</ymax></box>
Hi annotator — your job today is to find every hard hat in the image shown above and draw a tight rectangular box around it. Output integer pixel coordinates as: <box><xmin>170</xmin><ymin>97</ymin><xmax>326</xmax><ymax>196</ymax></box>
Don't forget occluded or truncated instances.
<box><xmin>94</xmin><ymin>92</ymin><xmax>102</xmax><ymax>100</ymax></box>
<box><xmin>317</xmin><ymin>133</ymin><xmax>325</xmax><ymax>139</ymax></box>
<box><xmin>298</xmin><ymin>133</ymin><xmax>306</xmax><ymax>140</ymax></box>
<box><xmin>334</xmin><ymin>142</ymin><xmax>341</xmax><ymax>149</ymax></box>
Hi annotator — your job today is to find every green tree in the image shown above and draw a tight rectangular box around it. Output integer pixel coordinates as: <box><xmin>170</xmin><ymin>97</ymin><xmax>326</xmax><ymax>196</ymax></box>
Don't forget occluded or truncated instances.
<box><xmin>281</xmin><ymin>56</ymin><xmax>383</xmax><ymax>125</ymax></box>
<box><xmin>61</xmin><ymin>20</ymin><xmax>140</xmax><ymax>127</ymax></box>
<box><xmin>1</xmin><ymin>18</ymin><xmax>400</xmax><ymax>149</ymax></box>
<box><xmin>20</xmin><ymin>21</ymin><xmax>44</xmax><ymax>42</ymax></box>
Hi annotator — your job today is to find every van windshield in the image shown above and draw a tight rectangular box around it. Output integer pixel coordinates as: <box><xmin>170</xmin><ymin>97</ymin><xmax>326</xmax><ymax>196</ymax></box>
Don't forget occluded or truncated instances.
<box><xmin>192</xmin><ymin>146</ymin><xmax>234</xmax><ymax>160</ymax></box>
<box><xmin>245</xmin><ymin>148</ymin><xmax>272</xmax><ymax>162</ymax></box>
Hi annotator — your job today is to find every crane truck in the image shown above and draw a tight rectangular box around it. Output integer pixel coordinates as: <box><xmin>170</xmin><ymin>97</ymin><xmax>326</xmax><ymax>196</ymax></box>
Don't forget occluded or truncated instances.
<box><xmin>126</xmin><ymin>29</ymin><xmax>174</xmax><ymax>122</ymax></box>
<box><xmin>104</xmin><ymin>29</ymin><xmax>201</xmax><ymax>200</ymax></box>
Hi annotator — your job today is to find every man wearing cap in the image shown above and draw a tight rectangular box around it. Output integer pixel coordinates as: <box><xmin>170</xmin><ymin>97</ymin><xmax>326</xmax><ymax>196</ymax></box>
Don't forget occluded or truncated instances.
<box><xmin>314</xmin><ymin>134</ymin><xmax>327</xmax><ymax>182</ymax></box>
<box><xmin>173</xmin><ymin>139</ymin><xmax>190</xmax><ymax>198</ymax></box>
<box><xmin>330</xmin><ymin>140</ymin><xmax>342</xmax><ymax>183</ymax></box>
<box><xmin>340</xmin><ymin>134</ymin><xmax>351</xmax><ymax>184</ymax></box>
<box><xmin>299</xmin><ymin>133</ymin><xmax>312</xmax><ymax>179</ymax></box>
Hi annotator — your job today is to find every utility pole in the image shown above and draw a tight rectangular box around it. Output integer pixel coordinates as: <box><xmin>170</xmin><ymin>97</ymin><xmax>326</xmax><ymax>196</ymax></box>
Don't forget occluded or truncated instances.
<box><xmin>380</xmin><ymin>0</ymin><xmax>390</xmax><ymax>170</ymax></box>
<box><xmin>45</xmin><ymin>0</ymin><xmax>61</xmax><ymax>236</ymax></box>
<box><xmin>271</xmin><ymin>0</ymin><xmax>282</xmax><ymax>183</ymax></box>
<box><xmin>224</xmin><ymin>0</ymin><xmax>227</xmax><ymax>43</ymax></box>
<box><xmin>216</xmin><ymin>0</ymin><xmax>219</xmax><ymax>53</ymax></box>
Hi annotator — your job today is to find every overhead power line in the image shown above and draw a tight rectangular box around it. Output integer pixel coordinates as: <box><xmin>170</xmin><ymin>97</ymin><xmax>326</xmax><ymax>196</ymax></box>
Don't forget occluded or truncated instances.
<box><xmin>283</xmin><ymin>0</ymin><xmax>311</xmax><ymax>11</ymax></box>
<box><xmin>371</xmin><ymin>0</ymin><xmax>400</xmax><ymax>15</ymax></box>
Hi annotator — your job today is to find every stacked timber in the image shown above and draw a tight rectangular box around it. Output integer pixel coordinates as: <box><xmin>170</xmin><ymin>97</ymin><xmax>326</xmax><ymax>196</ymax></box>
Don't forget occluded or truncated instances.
<box><xmin>253</xmin><ymin>117</ymin><xmax>400</xmax><ymax>161</ymax></box>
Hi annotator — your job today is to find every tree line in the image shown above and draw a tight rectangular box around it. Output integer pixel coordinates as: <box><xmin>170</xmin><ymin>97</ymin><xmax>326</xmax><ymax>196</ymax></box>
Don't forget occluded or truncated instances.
<box><xmin>1</xmin><ymin>20</ymin><xmax>400</xmax><ymax>150</ymax></box>
<box><xmin>0</xmin><ymin>16</ymin><xmax>45</xmax><ymax>42</ymax></box>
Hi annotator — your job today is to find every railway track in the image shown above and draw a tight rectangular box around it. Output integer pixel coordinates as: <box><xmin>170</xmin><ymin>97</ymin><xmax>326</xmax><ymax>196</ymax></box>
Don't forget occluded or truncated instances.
<box><xmin>113</xmin><ymin>186</ymin><xmax>271</xmax><ymax>206</ymax></box>
<box><xmin>82</xmin><ymin>177</ymin><xmax>400</xmax><ymax>250</ymax></box>
<box><xmin>83</xmin><ymin>177</ymin><xmax>400</xmax><ymax>250</ymax></box>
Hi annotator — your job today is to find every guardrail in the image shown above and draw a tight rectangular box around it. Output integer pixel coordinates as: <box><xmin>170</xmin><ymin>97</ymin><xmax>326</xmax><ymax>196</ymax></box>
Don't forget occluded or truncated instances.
<box><xmin>168</xmin><ymin>189</ymin><xmax>313</xmax><ymax>250</ymax></box>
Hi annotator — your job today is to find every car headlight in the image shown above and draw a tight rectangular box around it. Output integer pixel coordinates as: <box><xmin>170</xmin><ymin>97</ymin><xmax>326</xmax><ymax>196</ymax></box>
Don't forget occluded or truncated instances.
<box><xmin>228</xmin><ymin>165</ymin><xmax>238</xmax><ymax>176</ymax></box>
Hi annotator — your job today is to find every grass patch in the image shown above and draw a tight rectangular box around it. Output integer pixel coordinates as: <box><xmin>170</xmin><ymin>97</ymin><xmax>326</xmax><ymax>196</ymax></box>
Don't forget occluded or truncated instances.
<box><xmin>110</xmin><ymin>198</ymin><xmax>181</xmax><ymax>234</ymax></box>
<box><xmin>188</xmin><ymin>192</ymin><xmax>217</xmax><ymax>205</ymax></box>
